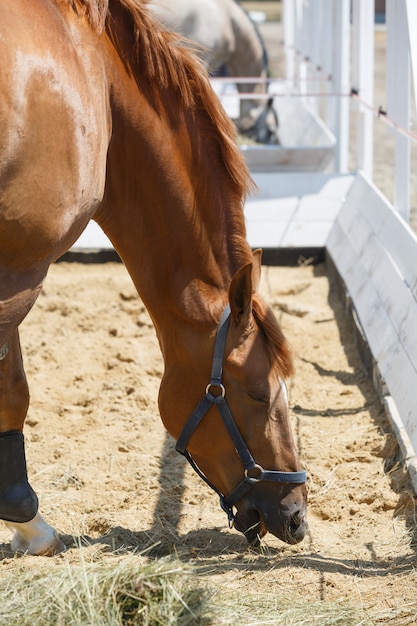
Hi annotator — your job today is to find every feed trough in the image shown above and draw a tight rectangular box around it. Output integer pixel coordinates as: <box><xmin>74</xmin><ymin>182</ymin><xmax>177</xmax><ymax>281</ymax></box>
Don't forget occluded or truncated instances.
<box><xmin>211</xmin><ymin>79</ymin><xmax>336</xmax><ymax>172</ymax></box>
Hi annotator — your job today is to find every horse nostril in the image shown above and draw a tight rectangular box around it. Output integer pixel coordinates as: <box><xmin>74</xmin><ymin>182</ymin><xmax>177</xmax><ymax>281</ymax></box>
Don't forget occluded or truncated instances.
<box><xmin>289</xmin><ymin>510</ymin><xmax>304</xmax><ymax>533</ymax></box>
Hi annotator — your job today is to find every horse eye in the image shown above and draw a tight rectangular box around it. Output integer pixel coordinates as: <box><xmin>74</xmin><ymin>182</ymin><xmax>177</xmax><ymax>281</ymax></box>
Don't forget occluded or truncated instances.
<box><xmin>247</xmin><ymin>391</ymin><xmax>269</xmax><ymax>406</ymax></box>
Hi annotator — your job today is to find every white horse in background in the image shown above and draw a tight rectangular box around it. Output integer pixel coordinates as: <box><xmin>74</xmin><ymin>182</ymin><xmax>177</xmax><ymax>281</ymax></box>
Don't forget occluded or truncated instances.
<box><xmin>148</xmin><ymin>0</ymin><xmax>279</xmax><ymax>144</ymax></box>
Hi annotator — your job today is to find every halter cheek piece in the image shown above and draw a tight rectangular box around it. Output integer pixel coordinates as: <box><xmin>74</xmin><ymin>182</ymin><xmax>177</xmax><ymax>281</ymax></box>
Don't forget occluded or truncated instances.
<box><xmin>176</xmin><ymin>304</ymin><xmax>306</xmax><ymax>527</ymax></box>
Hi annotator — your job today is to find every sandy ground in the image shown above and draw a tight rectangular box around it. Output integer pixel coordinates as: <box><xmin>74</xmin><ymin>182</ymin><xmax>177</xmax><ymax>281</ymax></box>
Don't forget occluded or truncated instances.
<box><xmin>0</xmin><ymin>262</ymin><xmax>416</xmax><ymax>624</ymax></box>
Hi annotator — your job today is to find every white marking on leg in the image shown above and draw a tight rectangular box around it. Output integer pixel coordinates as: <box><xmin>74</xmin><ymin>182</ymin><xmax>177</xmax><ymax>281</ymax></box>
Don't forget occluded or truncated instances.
<box><xmin>0</xmin><ymin>344</ymin><xmax>9</xmax><ymax>360</ymax></box>
<box><xmin>4</xmin><ymin>512</ymin><xmax>65</xmax><ymax>556</ymax></box>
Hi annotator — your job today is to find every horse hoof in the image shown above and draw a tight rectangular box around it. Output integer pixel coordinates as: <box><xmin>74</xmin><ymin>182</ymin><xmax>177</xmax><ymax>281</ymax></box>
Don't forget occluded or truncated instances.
<box><xmin>5</xmin><ymin>512</ymin><xmax>66</xmax><ymax>556</ymax></box>
<box><xmin>10</xmin><ymin>528</ymin><xmax>66</xmax><ymax>556</ymax></box>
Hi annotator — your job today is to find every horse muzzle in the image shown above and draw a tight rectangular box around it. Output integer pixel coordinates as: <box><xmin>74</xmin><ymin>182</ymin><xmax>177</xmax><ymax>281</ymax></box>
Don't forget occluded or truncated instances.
<box><xmin>233</xmin><ymin>483</ymin><xmax>308</xmax><ymax>546</ymax></box>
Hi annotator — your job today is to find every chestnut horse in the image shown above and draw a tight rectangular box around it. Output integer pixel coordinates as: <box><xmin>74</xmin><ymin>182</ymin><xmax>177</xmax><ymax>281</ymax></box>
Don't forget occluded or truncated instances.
<box><xmin>0</xmin><ymin>0</ymin><xmax>306</xmax><ymax>556</ymax></box>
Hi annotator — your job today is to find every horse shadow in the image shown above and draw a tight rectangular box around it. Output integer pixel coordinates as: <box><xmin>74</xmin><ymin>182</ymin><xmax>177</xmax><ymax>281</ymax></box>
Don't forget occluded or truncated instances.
<box><xmin>1</xmin><ymin>519</ymin><xmax>416</xmax><ymax>585</ymax></box>
<box><xmin>2</xmin><ymin>421</ymin><xmax>415</xmax><ymax>585</ymax></box>
<box><xmin>54</xmin><ymin>521</ymin><xmax>417</xmax><ymax>581</ymax></box>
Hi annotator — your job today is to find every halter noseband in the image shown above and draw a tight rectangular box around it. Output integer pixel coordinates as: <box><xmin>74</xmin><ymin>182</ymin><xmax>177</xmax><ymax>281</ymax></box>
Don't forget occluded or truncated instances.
<box><xmin>175</xmin><ymin>304</ymin><xmax>306</xmax><ymax>527</ymax></box>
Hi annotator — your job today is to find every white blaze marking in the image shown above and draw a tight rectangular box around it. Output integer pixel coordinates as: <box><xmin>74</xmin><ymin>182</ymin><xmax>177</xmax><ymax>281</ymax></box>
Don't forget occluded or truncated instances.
<box><xmin>280</xmin><ymin>377</ymin><xmax>289</xmax><ymax>408</ymax></box>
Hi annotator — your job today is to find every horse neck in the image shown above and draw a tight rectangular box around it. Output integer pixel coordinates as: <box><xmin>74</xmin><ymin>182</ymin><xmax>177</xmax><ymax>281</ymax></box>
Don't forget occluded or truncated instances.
<box><xmin>99</xmin><ymin>77</ymin><xmax>251</xmax><ymax>358</ymax></box>
<box><xmin>228</xmin><ymin>17</ymin><xmax>266</xmax><ymax>79</ymax></box>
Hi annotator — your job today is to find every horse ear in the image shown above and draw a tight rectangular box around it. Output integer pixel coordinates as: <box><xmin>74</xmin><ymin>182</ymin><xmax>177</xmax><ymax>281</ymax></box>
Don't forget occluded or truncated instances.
<box><xmin>251</xmin><ymin>248</ymin><xmax>262</xmax><ymax>292</ymax></box>
<box><xmin>229</xmin><ymin>263</ymin><xmax>253</xmax><ymax>327</ymax></box>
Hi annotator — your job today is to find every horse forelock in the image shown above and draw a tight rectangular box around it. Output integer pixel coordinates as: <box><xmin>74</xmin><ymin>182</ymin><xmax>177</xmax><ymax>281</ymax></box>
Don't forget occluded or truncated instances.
<box><xmin>252</xmin><ymin>295</ymin><xmax>294</xmax><ymax>379</ymax></box>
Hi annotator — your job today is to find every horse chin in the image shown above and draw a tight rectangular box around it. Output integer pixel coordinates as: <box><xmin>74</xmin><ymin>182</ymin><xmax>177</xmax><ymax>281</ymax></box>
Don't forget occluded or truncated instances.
<box><xmin>234</xmin><ymin>508</ymin><xmax>265</xmax><ymax>545</ymax></box>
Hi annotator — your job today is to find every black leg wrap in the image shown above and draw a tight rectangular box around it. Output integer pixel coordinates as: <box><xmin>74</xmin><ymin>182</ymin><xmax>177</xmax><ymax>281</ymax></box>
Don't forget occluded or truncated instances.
<box><xmin>0</xmin><ymin>431</ymin><xmax>38</xmax><ymax>523</ymax></box>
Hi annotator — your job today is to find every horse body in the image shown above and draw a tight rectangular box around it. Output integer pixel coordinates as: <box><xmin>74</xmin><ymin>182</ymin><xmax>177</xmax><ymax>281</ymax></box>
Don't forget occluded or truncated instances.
<box><xmin>0</xmin><ymin>0</ymin><xmax>306</xmax><ymax>555</ymax></box>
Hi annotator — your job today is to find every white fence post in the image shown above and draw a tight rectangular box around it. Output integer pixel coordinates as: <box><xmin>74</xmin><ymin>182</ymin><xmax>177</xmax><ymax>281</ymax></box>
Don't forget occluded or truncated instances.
<box><xmin>283</xmin><ymin>0</ymin><xmax>296</xmax><ymax>85</ymax></box>
<box><xmin>406</xmin><ymin>0</ymin><xmax>417</xmax><ymax>122</ymax></box>
<box><xmin>386</xmin><ymin>0</ymin><xmax>410</xmax><ymax>221</ymax></box>
<box><xmin>332</xmin><ymin>0</ymin><xmax>350</xmax><ymax>173</ymax></box>
<box><xmin>320</xmin><ymin>0</ymin><xmax>334</xmax><ymax>130</ymax></box>
<box><xmin>351</xmin><ymin>0</ymin><xmax>374</xmax><ymax>179</ymax></box>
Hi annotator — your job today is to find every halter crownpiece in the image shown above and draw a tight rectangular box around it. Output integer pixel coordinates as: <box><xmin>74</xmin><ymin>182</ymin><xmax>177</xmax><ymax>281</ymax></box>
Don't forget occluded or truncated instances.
<box><xmin>175</xmin><ymin>304</ymin><xmax>306</xmax><ymax>526</ymax></box>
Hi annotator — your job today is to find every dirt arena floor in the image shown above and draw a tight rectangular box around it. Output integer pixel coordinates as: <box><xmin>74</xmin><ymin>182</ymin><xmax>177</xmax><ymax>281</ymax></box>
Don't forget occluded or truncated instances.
<box><xmin>0</xmin><ymin>262</ymin><xmax>416</xmax><ymax>624</ymax></box>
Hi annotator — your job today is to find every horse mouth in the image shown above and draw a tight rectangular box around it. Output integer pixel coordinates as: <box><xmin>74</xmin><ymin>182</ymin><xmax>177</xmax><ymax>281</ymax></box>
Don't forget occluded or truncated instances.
<box><xmin>234</xmin><ymin>508</ymin><xmax>265</xmax><ymax>545</ymax></box>
<box><xmin>234</xmin><ymin>507</ymin><xmax>307</xmax><ymax>546</ymax></box>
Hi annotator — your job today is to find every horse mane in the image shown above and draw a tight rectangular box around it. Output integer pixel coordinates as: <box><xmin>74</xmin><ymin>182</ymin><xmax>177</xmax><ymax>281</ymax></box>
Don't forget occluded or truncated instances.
<box><xmin>59</xmin><ymin>0</ymin><xmax>109</xmax><ymax>32</ymax></box>
<box><xmin>252</xmin><ymin>295</ymin><xmax>294</xmax><ymax>379</ymax></box>
<box><xmin>59</xmin><ymin>0</ymin><xmax>254</xmax><ymax>202</ymax></box>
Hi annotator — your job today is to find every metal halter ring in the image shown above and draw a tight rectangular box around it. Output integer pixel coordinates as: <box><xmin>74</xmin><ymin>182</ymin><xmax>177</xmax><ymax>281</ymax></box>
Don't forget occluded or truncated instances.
<box><xmin>205</xmin><ymin>383</ymin><xmax>226</xmax><ymax>397</ymax></box>
<box><xmin>245</xmin><ymin>464</ymin><xmax>264</xmax><ymax>481</ymax></box>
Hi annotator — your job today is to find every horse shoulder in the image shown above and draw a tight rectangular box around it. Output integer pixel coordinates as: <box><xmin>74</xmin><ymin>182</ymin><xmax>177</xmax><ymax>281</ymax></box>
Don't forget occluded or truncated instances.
<box><xmin>0</xmin><ymin>1</ymin><xmax>110</xmax><ymax>264</ymax></box>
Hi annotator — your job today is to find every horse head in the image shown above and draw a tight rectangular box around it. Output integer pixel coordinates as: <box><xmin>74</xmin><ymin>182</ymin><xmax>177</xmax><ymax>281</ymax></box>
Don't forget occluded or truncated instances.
<box><xmin>160</xmin><ymin>251</ymin><xmax>307</xmax><ymax>546</ymax></box>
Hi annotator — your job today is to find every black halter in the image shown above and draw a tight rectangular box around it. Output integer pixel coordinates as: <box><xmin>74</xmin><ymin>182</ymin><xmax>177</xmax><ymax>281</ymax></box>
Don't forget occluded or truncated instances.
<box><xmin>176</xmin><ymin>304</ymin><xmax>306</xmax><ymax>526</ymax></box>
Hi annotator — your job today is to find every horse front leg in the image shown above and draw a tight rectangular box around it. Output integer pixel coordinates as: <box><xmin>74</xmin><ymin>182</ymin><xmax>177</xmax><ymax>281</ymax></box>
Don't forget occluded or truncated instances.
<box><xmin>0</xmin><ymin>330</ymin><xmax>65</xmax><ymax>555</ymax></box>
